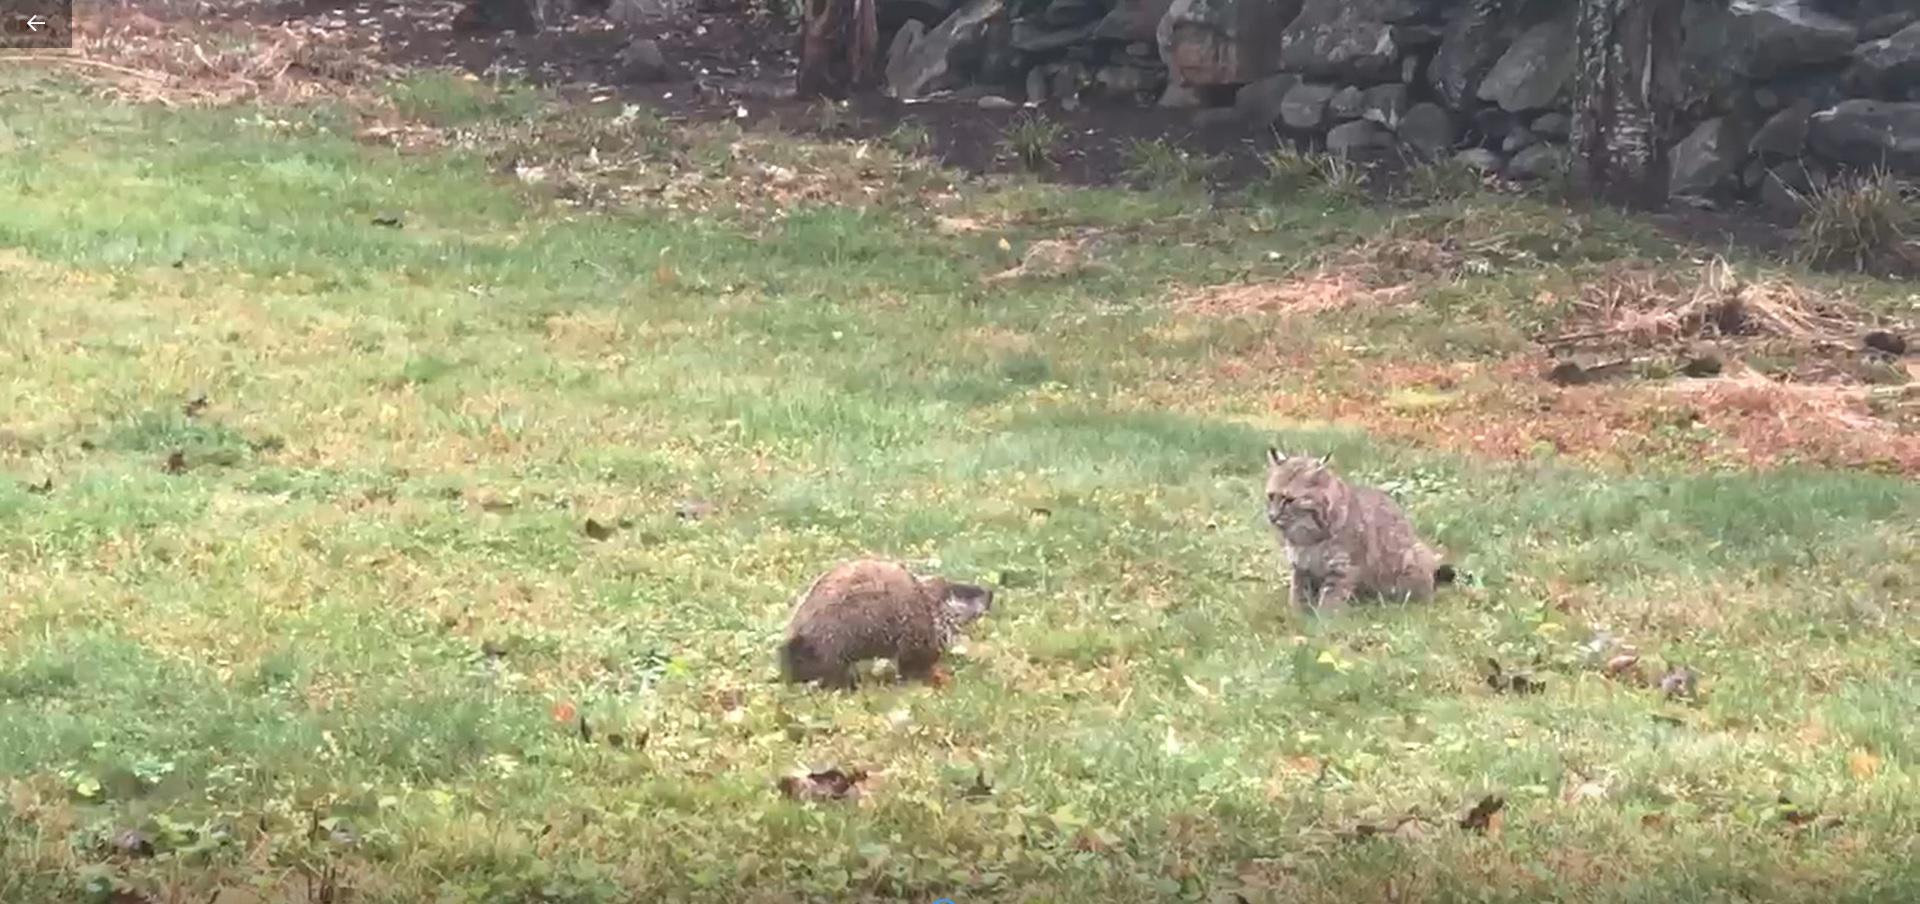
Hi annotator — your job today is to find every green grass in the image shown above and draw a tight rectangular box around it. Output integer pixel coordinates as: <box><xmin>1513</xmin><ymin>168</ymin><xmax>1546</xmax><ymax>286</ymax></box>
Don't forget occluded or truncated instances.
<box><xmin>1</xmin><ymin>67</ymin><xmax>1918</xmax><ymax>903</ymax></box>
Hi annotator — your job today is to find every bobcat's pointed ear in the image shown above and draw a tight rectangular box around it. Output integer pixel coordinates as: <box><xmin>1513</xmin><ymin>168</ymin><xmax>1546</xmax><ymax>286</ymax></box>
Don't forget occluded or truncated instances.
<box><xmin>1267</xmin><ymin>447</ymin><xmax>1285</xmax><ymax>467</ymax></box>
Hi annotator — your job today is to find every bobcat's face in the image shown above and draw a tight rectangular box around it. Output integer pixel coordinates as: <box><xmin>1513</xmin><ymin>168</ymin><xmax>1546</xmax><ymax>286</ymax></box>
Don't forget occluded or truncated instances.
<box><xmin>1265</xmin><ymin>449</ymin><xmax>1336</xmax><ymax>545</ymax></box>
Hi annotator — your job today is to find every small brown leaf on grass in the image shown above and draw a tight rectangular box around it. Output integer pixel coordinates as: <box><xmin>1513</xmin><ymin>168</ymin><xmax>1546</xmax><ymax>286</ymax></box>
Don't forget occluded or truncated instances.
<box><xmin>182</xmin><ymin>390</ymin><xmax>209</xmax><ymax>417</ymax></box>
<box><xmin>1605</xmin><ymin>653</ymin><xmax>1642</xmax><ymax>676</ymax></box>
<box><xmin>583</xmin><ymin>518</ymin><xmax>617</xmax><ymax>540</ymax></box>
<box><xmin>777</xmin><ymin>768</ymin><xmax>868</xmax><ymax>803</ymax></box>
<box><xmin>163</xmin><ymin>450</ymin><xmax>187</xmax><ymax>474</ymax></box>
<box><xmin>1847</xmin><ymin>749</ymin><xmax>1882</xmax><ymax>781</ymax></box>
<box><xmin>371</xmin><ymin>214</ymin><xmax>404</xmax><ymax>229</ymax></box>
<box><xmin>1337</xmin><ymin>815</ymin><xmax>1430</xmax><ymax>843</ymax></box>
<box><xmin>964</xmin><ymin>768</ymin><xmax>994</xmax><ymax>799</ymax></box>
<box><xmin>654</xmin><ymin>264</ymin><xmax>678</xmax><ymax>287</ymax></box>
<box><xmin>1459</xmin><ymin>795</ymin><xmax>1505</xmax><ymax>834</ymax></box>
<box><xmin>25</xmin><ymin>476</ymin><xmax>52</xmax><ymax>495</ymax></box>
<box><xmin>551</xmin><ymin>700</ymin><xmax>577</xmax><ymax>725</ymax></box>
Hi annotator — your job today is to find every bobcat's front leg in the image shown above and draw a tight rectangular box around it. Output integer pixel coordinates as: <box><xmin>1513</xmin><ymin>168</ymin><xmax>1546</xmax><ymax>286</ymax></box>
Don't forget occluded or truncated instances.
<box><xmin>1315</xmin><ymin>569</ymin><xmax>1357</xmax><ymax>615</ymax></box>
<box><xmin>1289</xmin><ymin>567</ymin><xmax>1319</xmax><ymax>612</ymax></box>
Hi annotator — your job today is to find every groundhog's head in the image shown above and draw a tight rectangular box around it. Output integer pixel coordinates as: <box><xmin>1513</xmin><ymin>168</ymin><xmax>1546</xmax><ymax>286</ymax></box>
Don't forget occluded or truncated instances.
<box><xmin>923</xmin><ymin>577</ymin><xmax>993</xmax><ymax>627</ymax></box>
<box><xmin>1265</xmin><ymin>447</ymin><xmax>1340</xmax><ymax>544</ymax></box>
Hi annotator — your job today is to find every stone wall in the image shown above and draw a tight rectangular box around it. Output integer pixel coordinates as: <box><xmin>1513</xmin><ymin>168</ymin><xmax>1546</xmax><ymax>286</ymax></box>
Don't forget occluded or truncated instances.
<box><xmin>882</xmin><ymin>0</ymin><xmax>1920</xmax><ymax>207</ymax></box>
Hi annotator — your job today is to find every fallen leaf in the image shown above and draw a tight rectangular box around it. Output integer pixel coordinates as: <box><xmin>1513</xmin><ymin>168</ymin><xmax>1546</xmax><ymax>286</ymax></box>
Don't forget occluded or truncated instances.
<box><xmin>777</xmin><ymin>768</ymin><xmax>868</xmax><ymax>802</ymax></box>
<box><xmin>583</xmin><ymin>518</ymin><xmax>616</xmax><ymax>540</ymax></box>
<box><xmin>1459</xmin><ymin>795</ymin><xmax>1505</xmax><ymax>833</ymax></box>
<box><xmin>1847</xmin><ymin>749</ymin><xmax>1882</xmax><ymax>781</ymax></box>
<box><xmin>371</xmin><ymin>214</ymin><xmax>404</xmax><ymax>228</ymax></box>
<box><xmin>964</xmin><ymin>768</ymin><xmax>993</xmax><ymax>799</ymax></box>
<box><xmin>163</xmin><ymin>450</ymin><xmax>187</xmax><ymax>474</ymax></box>
<box><xmin>25</xmin><ymin>476</ymin><xmax>52</xmax><ymax>495</ymax></box>
<box><xmin>551</xmin><ymin>700</ymin><xmax>577</xmax><ymax>724</ymax></box>
<box><xmin>182</xmin><ymin>390</ymin><xmax>209</xmax><ymax>417</ymax></box>
<box><xmin>1605</xmin><ymin>653</ymin><xmax>1641</xmax><ymax>675</ymax></box>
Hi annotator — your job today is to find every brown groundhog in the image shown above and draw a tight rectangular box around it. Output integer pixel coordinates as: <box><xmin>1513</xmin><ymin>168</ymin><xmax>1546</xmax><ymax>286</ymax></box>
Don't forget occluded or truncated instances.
<box><xmin>779</xmin><ymin>559</ymin><xmax>994</xmax><ymax>689</ymax></box>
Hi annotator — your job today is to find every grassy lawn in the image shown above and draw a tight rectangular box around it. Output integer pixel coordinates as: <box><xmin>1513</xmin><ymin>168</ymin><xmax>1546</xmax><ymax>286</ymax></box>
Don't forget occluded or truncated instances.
<box><xmin>1</xmin><ymin>67</ymin><xmax>1917</xmax><ymax>902</ymax></box>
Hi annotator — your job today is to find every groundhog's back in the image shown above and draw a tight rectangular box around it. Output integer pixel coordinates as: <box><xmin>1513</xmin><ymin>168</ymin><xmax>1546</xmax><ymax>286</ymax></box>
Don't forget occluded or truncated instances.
<box><xmin>785</xmin><ymin>559</ymin><xmax>938</xmax><ymax>662</ymax></box>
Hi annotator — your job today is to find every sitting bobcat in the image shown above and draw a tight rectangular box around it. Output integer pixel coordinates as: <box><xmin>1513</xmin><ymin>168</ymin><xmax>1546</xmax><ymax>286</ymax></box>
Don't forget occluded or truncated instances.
<box><xmin>1264</xmin><ymin>448</ymin><xmax>1454</xmax><ymax>613</ymax></box>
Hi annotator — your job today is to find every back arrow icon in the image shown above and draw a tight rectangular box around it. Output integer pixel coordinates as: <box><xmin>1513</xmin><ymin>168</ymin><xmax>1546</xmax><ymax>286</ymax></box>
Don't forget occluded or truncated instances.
<box><xmin>26</xmin><ymin>15</ymin><xmax>47</xmax><ymax>31</ymax></box>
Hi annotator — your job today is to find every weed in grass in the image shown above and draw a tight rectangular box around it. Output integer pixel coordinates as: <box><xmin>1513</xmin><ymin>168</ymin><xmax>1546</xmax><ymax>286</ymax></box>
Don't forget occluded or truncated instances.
<box><xmin>885</xmin><ymin>120</ymin><xmax>933</xmax><ymax>157</ymax></box>
<box><xmin>1120</xmin><ymin>138</ymin><xmax>1214</xmax><ymax>189</ymax></box>
<box><xmin>1260</xmin><ymin>144</ymin><xmax>1369</xmax><ymax>202</ymax></box>
<box><xmin>1000</xmin><ymin>112</ymin><xmax>1064</xmax><ymax>171</ymax></box>
<box><xmin>1792</xmin><ymin>168</ymin><xmax>1916</xmax><ymax>273</ymax></box>
<box><xmin>1401</xmin><ymin>154</ymin><xmax>1486</xmax><ymax>204</ymax></box>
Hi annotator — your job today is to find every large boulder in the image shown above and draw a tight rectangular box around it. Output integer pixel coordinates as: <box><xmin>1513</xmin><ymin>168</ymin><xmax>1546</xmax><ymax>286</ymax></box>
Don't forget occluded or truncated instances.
<box><xmin>1476</xmin><ymin>14</ymin><xmax>1575</xmax><ymax>113</ymax></box>
<box><xmin>1276</xmin><ymin>0</ymin><xmax>1440</xmax><ymax>84</ymax></box>
<box><xmin>1157</xmin><ymin>0</ymin><xmax>1304</xmax><ymax>87</ymax></box>
<box><xmin>1669</xmin><ymin>117</ymin><xmax>1753</xmax><ymax>198</ymax></box>
<box><xmin>1011</xmin><ymin>18</ymin><xmax>1104</xmax><ymax>52</ymax></box>
<box><xmin>886</xmin><ymin>0</ymin><xmax>1008</xmax><ymax>99</ymax></box>
<box><xmin>1396</xmin><ymin>102</ymin><xmax>1456</xmax><ymax>157</ymax></box>
<box><xmin>1427</xmin><ymin>0</ymin><xmax>1506</xmax><ymax>109</ymax></box>
<box><xmin>1094</xmin><ymin>0</ymin><xmax>1178</xmax><ymax>41</ymax></box>
<box><xmin>1327</xmin><ymin>120</ymin><xmax>1391</xmax><ymax>155</ymax></box>
<box><xmin>1683</xmin><ymin>0</ymin><xmax>1857</xmax><ymax>109</ymax></box>
<box><xmin>1849</xmin><ymin>22</ymin><xmax>1920</xmax><ymax>97</ymax></box>
<box><xmin>1280</xmin><ymin>82</ymin><xmax>1340</xmax><ymax>129</ymax></box>
<box><xmin>1361</xmin><ymin>82</ymin><xmax>1410</xmax><ymax>127</ymax></box>
<box><xmin>1235</xmin><ymin>72</ymin><xmax>1302</xmax><ymax>125</ymax></box>
<box><xmin>1808</xmin><ymin>99</ymin><xmax>1920</xmax><ymax>172</ymax></box>
<box><xmin>1749</xmin><ymin>99</ymin><xmax>1815</xmax><ymax>156</ymax></box>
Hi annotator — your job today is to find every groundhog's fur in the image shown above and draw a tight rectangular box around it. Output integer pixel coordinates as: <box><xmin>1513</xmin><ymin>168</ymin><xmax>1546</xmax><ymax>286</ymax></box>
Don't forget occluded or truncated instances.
<box><xmin>1264</xmin><ymin>448</ymin><xmax>1454</xmax><ymax>613</ymax></box>
<box><xmin>779</xmin><ymin>559</ymin><xmax>993</xmax><ymax>689</ymax></box>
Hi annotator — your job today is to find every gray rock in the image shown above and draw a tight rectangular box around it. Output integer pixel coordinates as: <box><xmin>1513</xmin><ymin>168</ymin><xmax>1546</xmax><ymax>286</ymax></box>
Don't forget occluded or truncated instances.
<box><xmin>978</xmin><ymin>94</ymin><xmax>1019</xmax><ymax>108</ymax></box>
<box><xmin>1502</xmin><ymin>125</ymin><xmax>1540</xmax><ymax>154</ymax></box>
<box><xmin>1742</xmin><ymin>158</ymin><xmax>1768</xmax><ymax>189</ymax></box>
<box><xmin>1280</xmin><ymin>82</ymin><xmax>1340</xmax><ymax>130</ymax></box>
<box><xmin>1049</xmin><ymin>60</ymin><xmax>1090</xmax><ymax>104</ymax></box>
<box><xmin>1026</xmin><ymin>66</ymin><xmax>1050</xmax><ymax>104</ymax></box>
<box><xmin>1360</xmin><ymin>83</ymin><xmax>1410</xmax><ymax>127</ymax></box>
<box><xmin>1011</xmin><ymin>18</ymin><xmax>1104</xmax><ymax>52</ymax></box>
<box><xmin>1158</xmin><ymin>77</ymin><xmax>1205</xmax><ymax>107</ymax></box>
<box><xmin>1477</xmin><ymin>15</ymin><xmax>1575</xmax><ymax>113</ymax></box>
<box><xmin>1401</xmin><ymin>51</ymin><xmax>1425</xmax><ymax>87</ymax></box>
<box><xmin>1682</xmin><ymin>0</ymin><xmax>1857</xmax><ymax>110</ymax></box>
<box><xmin>1668</xmin><ymin>117</ymin><xmax>1752</xmax><ymax>198</ymax></box>
<box><xmin>607</xmin><ymin>0</ymin><xmax>683</xmax><ymax>30</ymax></box>
<box><xmin>886</xmin><ymin>0</ymin><xmax>1007</xmax><ymax>100</ymax></box>
<box><xmin>1507</xmin><ymin>142</ymin><xmax>1567</xmax><ymax>180</ymax></box>
<box><xmin>1862</xmin><ymin>11</ymin><xmax>1920</xmax><ymax>42</ymax></box>
<box><xmin>1759</xmin><ymin>160</ymin><xmax>1823</xmax><ymax>214</ymax></box>
<box><xmin>1329</xmin><ymin>85</ymin><xmax>1366</xmax><ymax>121</ymax></box>
<box><xmin>1158</xmin><ymin>0</ymin><xmax>1305</xmax><ymax>87</ymax></box>
<box><xmin>1194</xmin><ymin>107</ymin><xmax>1246</xmax><ymax>129</ymax></box>
<box><xmin>1429</xmin><ymin>0</ymin><xmax>1510</xmax><ymax>109</ymax></box>
<box><xmin>1396</xmin><ymin>102</ymin><xmax>1456</xmax><ymax>158</ymax></box>
<box><xmin>1749</xmin><ymin>99</ymin><xmax>1814</xmax><ymax>156</ymax></box>
<box><xmin>1040</xmin><ymin>0</ymin><xmax>1104</xmax><ymax>26</ymax></box>
<box><xmin>616</xmin><ymin>37</ymin><xmax>677</xmax><ymax>82</ymax></box>
<box><xmin>1530</xmin><ymin>111</ymin><xmax>1571</xmax><ymax>138</ymax></box>
<box><xmin>1235</xmin><ymin>73</ymin><xmax>1302</xmax><ymax>126</ymax></box>
<box><xmin>1849</xmin><ymin>22</ymin><xmax>1920</xmax><ymax>97</ymax></box>
<box><xmin>1094</xmin><ymin>0</ymin><xmax>1177</xmax><ymax>42</ymax></box>
<box><xmin>1455</xmin><ymin>148</ymin><xmax>1505</xmax><ymax>173</ymax></box>
<box><xmin>1277</xmin><ymin>0</ymin><xmax>1432</xmax><ymax>84</ymax></box>
<box><xmin>1327</xmin><ymin>119</ymin><xmax>1391</xmax><ymax>155</ymax></box>
<box><xmin>1808</xmin><ymin>99</ymin><xmax>1920</xmax><ymax>172</ymax></box>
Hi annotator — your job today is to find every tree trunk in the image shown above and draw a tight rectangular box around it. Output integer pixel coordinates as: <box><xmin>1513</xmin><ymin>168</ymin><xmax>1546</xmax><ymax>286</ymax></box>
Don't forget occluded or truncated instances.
<box><xmin>798</xmin><ymin>0</ymin><xmax>879</xmax><ymax>99</ymax></box>
<box><xmin>1570</xmin><ymin>0</ymin><xmax>1684</xmax><ymax>209</ymax></box>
